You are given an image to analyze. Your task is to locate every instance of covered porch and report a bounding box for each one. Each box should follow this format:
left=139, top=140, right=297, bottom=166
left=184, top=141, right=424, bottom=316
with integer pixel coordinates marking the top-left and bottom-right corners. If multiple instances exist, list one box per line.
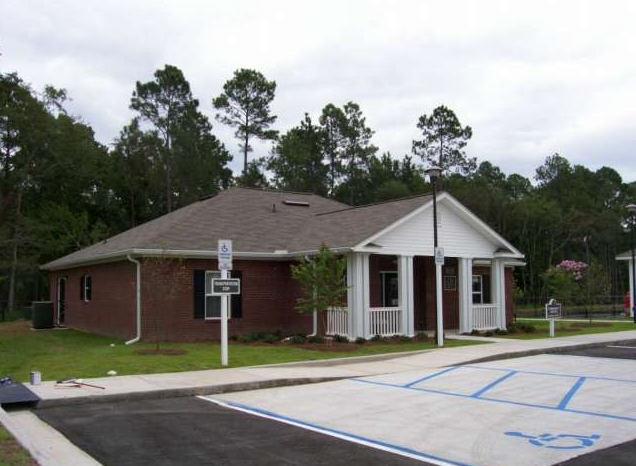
left=326, top=253, right=513, bottom=339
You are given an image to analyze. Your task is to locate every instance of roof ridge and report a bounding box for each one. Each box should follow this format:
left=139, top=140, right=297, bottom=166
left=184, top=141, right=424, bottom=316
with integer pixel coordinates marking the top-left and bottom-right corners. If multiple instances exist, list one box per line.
left=230, top=186, right=331, bottom=197
left=315, top=191, right=435, bottom=216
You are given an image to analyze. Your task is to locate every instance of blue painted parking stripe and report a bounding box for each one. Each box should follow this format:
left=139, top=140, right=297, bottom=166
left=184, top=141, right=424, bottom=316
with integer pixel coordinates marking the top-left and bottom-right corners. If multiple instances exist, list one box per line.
left=470, top=371, right=517, bottom=398
left=353, top=378, right=636, bottom=423
left=202, top=396, right=476, bottom=466
left=462, top=365, right=636, bottom=384
left=557, top=377, right=587, bottom=410
left=403, top=365, right=460, bottom=387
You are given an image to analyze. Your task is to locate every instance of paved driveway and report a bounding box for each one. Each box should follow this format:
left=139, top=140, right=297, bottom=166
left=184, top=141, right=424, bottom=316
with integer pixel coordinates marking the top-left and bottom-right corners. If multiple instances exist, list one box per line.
left=209, top=353, right=636, bottom=466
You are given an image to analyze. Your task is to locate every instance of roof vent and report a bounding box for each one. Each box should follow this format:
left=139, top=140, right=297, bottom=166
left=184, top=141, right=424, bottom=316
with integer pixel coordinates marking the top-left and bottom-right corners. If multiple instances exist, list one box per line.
left=283, top=199, right=310, bottom=207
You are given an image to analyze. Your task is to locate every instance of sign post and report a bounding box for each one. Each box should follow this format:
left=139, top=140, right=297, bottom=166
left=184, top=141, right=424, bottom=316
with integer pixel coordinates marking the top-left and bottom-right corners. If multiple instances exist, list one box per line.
left=218, top=239, right=232, bottom=366
left=545, top=299, right=562, bottom=338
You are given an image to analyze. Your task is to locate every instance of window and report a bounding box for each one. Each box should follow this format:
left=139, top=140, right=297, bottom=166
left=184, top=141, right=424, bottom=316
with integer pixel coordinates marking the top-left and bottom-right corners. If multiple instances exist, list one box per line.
left=80, top=275, right=92, bottom=302
left=205, top=271, right=230, bottom=320
left=380, top=272, right=398, bottom=307
left=472, top=275, right=491, bottom=304
left=194, top=270, right=242, bottom=320
left=472, top=275, right=483, bottom=304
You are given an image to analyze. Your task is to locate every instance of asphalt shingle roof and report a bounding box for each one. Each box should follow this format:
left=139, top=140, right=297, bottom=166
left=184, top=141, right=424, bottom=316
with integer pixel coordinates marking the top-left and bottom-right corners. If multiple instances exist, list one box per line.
left=42, top=187, right=435, bottom=269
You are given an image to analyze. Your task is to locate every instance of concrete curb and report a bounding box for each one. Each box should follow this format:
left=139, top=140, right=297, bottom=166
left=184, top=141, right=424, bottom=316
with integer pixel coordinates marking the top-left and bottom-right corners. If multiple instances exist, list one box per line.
left=34, top=376, right=345, bottom=409
left=252, top=348, right=438, bottom=368
left=456, top=339, right=636, bottom=365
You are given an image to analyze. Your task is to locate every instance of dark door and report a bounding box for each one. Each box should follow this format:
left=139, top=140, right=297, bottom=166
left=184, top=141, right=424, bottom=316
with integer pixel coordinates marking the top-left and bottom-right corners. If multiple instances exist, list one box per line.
left=58, top=278, right=66, bottom=325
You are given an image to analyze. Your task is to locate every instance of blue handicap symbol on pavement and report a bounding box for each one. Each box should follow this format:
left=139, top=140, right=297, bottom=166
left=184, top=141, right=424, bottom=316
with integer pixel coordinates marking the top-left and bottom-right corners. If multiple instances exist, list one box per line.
left=505, top=431, right=600, bottom=450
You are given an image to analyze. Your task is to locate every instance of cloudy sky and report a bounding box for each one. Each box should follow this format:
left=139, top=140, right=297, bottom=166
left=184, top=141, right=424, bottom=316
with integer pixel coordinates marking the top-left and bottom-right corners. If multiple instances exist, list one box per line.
left=2, top=0, right=635, bottom=182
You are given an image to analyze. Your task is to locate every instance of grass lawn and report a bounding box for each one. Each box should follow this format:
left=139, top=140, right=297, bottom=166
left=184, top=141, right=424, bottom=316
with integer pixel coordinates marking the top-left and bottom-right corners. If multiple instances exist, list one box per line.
left=0, top=425, right=36, bottom=466
left=499, top=319, right=636, bottom=340
left=0, top=321, right=485, bottom=382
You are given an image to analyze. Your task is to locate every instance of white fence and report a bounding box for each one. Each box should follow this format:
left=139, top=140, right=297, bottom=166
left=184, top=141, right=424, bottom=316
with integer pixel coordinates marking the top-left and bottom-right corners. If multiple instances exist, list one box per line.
left=368, top=307, right=402, bottom=336
left=473, top=304, right=498, bottom=330
left=326, top=307, right=348, bottom=336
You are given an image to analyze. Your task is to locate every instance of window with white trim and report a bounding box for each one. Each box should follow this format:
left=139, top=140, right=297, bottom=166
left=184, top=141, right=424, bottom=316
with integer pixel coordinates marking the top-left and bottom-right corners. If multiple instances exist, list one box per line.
left=80, top=275, right=92, bottom=302
left=380, top=271, right=398, bottom=307
left=472, top=275, right=483, bottom=304
left=204, top=271, right=231, bottom=320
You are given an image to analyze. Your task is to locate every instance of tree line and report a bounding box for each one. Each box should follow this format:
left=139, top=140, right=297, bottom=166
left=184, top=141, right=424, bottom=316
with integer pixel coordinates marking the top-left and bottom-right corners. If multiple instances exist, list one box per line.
left=1, top=64, right=635, bottom=315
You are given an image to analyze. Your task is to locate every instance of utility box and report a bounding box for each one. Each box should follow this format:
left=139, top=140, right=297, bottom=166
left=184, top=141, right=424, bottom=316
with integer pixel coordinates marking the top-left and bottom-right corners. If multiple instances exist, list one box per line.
left=32, top=301, right=54, bottom=329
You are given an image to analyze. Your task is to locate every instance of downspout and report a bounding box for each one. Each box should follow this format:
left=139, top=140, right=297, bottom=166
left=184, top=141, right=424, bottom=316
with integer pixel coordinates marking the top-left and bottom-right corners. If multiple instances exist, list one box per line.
left=125, top=255, right=141, bottom=345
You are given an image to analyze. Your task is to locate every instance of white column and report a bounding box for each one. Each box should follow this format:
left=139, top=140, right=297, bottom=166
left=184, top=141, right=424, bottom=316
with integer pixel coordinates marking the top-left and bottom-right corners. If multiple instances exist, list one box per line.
left=458, top=258, right=473, bottom=333
left=347, top=252, right=369, bottom=339
left=629, top=259, right=634, bottom=318
left=346, top=254, right=356, bottom=339
left=491, top=259, right=507, bottom=330
left=398, top=255, right=415, bottom=336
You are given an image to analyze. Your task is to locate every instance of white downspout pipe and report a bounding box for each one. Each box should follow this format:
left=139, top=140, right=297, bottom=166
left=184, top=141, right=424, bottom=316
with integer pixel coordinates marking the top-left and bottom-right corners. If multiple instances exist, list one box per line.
left=125, top=254, right=141, bottom=345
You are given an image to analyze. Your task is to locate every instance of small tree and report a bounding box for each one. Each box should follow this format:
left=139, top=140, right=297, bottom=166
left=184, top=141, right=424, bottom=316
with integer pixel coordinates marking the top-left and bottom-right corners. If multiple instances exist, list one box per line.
left=290, top=244, right=348, bottom=336
left=141, top=252, right=186, bottom=352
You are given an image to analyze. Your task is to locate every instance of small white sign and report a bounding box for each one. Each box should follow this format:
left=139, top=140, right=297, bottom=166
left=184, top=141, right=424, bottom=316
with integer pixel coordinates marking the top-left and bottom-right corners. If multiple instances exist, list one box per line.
left=434, top=246, right=445, bottom=265
left=218, top=239, right=233, bottom=270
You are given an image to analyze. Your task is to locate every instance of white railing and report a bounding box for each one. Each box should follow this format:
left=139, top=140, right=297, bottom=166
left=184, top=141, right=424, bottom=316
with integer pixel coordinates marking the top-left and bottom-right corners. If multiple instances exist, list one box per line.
left=368, top=307, right=402, bottom=336
left=326, top=307, right=348, bottom=336
left=473, top=304, right=498, bottom=330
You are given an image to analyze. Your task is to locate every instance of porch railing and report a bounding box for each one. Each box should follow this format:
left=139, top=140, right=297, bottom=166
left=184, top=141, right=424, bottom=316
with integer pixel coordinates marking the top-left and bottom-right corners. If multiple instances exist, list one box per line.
left=473, top=304, right=498, bottom=330
left=326, top=307, right=348, bottom=336
left=368, top=307, right=402, bottom=336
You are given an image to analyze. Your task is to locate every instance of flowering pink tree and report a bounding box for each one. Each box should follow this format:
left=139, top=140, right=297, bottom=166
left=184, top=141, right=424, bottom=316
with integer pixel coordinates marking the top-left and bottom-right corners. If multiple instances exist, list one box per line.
left=557, top=260, right=588, bottom=281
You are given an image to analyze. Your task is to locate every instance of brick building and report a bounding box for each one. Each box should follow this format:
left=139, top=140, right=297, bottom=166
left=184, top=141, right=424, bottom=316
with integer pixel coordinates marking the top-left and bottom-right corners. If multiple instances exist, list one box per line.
left=42, top=187, right=524, bottom=342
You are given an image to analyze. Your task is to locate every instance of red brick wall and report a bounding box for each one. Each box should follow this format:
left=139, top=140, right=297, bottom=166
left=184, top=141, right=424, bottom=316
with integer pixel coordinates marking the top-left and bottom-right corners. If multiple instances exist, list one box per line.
left=139, top=258, right=311, bottom=342
left=48, top=258, right=312, bottom=342
left=505, top=267, right=514, bottom=324
left=49, top=262, right=136, bottom=339
left=412, top=256, right=460, bottom=331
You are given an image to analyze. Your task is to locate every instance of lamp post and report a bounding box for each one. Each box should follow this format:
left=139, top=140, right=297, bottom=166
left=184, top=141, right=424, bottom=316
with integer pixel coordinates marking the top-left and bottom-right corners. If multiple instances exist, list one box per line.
left=628, top=204, right=636, bottom=324
left=425, top=166, right=444, bottom=347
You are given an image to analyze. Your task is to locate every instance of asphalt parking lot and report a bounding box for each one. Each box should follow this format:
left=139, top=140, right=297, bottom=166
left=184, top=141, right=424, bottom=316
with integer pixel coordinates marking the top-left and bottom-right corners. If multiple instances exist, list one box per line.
left=36, top=396, right=426, bottom=466
left=34, top=343, right=636, bottom=466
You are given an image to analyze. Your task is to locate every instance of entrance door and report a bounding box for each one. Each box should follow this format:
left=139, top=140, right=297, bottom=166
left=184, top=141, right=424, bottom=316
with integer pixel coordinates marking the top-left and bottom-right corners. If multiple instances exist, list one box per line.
left=58, top=278, right=66, bottom=325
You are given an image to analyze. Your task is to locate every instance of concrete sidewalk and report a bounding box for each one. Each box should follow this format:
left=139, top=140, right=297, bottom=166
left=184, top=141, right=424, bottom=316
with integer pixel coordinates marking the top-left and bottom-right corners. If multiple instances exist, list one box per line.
left=3, top=329, right=636, bottom=466
left=24, top=329, right=636, bottom=407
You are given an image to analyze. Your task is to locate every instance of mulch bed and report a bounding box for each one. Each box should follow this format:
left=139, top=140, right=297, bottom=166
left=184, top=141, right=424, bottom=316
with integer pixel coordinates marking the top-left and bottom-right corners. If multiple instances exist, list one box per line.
left=232, top=337, right=430, bottom=352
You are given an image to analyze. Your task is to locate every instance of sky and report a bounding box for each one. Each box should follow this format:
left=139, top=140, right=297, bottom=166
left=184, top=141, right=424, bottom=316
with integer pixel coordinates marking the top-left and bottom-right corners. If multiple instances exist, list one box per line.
left=2, top=0, right=635, bottom=182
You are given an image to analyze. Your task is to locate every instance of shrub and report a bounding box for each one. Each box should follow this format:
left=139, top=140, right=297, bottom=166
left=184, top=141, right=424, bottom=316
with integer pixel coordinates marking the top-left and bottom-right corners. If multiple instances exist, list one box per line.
left=261, top=333, right=280, bottom=343
left=237, top=334, right=256, bottom=343
left=484, top=330, right=494, bottom=337
left=307, top=335, right=325, bottom=344
left=519, top=322, right=536, bottom=333
left=414, top=332, right=429, bottom=341
left=332, top=334, right=349, bottom=343
left=494, top=328, right=508, bottom=336
left=355, top=337, right=366, bottom=344
left=290, top=334, right=307, bottom=344
left=370, top=334, right=384, bottom=342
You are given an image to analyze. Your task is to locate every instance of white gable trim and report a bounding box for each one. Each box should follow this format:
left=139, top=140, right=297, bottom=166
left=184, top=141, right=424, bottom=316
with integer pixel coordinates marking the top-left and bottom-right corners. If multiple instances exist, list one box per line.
left=441, top=192, right=524, bottom=257
left=353, top=192, right=524, bottom=258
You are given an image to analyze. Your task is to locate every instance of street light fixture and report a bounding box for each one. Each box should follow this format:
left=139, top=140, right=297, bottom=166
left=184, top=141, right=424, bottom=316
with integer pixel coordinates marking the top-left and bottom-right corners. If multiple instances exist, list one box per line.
left=425, top=166, right=444, bottom=347
left=628, top=204, right=636, bottom=324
